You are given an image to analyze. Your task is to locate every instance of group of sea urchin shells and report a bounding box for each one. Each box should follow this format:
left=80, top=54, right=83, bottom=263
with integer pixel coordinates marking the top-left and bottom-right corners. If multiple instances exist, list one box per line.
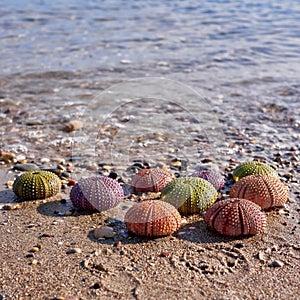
left=12, top=160, right=289, bottom=239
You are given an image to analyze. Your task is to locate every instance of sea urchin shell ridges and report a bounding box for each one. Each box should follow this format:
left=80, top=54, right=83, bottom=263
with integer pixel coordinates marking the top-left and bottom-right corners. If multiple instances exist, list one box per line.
left=232, top=161, right=278, bottom=182
left=124, top=200, right=181, bottom=237
left=161, top=177, right=218, bottom=215
left=229, top=174, right=288, bottom=210
left=191, top=170, right=225, bottom=191
left=204, top=198, right=267, bottom=237
left=13, top=170, right=61, bottom=200
left=70, top=176, right=124, bottom=211
left=131, top=168, right=173, bottom=193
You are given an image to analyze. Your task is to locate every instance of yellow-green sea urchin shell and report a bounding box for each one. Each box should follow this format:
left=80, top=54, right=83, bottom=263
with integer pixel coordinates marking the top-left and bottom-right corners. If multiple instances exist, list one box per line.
left=13, top=170, right=61, bottom=200
left=232, top=161, right=278, bottom=182
left=161, top=177, right=218, bottom=215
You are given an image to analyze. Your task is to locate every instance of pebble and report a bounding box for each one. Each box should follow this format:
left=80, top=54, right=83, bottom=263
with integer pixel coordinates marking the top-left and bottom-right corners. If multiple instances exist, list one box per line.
left=3, top=204, right=22, bottom=210
left=13, top=163, right=39, bottom=172
left=201, top=157, right=213, bottom=163
left=114, top=241, right=122, bottom=248
left=94, top=226, right=115, bottom=239
left=63, top=120, right=83, bottom=132
left=0, top=151, right=16, bottom=163
left=31, top=259, right=38, bottom=265
left=67, top=248, right=82, bottom=254
left=269, top=260, right=284, bottom=268
left=40, top=157, right=50, bottom=164
left=31, top=247, right=40, bottom=253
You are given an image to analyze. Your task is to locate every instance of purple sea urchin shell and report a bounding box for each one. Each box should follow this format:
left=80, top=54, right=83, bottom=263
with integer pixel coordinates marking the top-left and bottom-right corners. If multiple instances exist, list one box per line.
left=70, top=176, right=124, bottom=211
left=191, top=170, right=225, bottom=190
left=131, top=168, right=173, bottom=193
left=204, top=198, right=267, bottom=237
left=229, top=174, right=288, bottom=210
left=124, top=200, right=181, bottom=237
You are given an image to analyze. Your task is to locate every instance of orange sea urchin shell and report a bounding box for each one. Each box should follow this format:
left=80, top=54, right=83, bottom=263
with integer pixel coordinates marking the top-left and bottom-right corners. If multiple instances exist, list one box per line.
left=229, top=174, right=288, bottom=210
left=131, top=168, right=173, bottom=193
left=204, top=198, right=267, bottom=236
left=124, top=200, right=181, bottom=237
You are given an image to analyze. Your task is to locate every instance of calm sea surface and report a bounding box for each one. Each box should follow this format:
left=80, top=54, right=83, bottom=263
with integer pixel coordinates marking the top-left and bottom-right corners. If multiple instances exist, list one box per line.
left=1, top=0, right=300, bottom=168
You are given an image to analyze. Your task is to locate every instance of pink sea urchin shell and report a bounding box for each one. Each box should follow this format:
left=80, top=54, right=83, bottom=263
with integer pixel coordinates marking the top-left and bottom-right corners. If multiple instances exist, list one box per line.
left=70, top=176, right=124, bottom=211
left=204, top=198, right=267, bottom=237
left=124, top=200, right=181, bottom=237
left=229, top=174, right=288, bottom=210
left=191, top=170, right=225, bottom=190
left=131, top=168, right=173, bottom=193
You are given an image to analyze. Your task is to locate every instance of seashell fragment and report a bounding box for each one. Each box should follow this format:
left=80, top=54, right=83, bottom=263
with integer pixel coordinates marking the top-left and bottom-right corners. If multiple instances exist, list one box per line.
left=131, top=168, right=173, bottom=193
left=70, top=176, right=124, bottom=212
left=232, top=161, right=278, bottom=182
left=124, top=200, right=181, bottom=237
left=229, top=174, right=288, bottom=209
left=191, top=170, right=225, bottom=190
left=204, top=198, right=267, bottom=236
left=161, top=177, right=218, bottom=215
left=12, top=170, right=61, bottom=200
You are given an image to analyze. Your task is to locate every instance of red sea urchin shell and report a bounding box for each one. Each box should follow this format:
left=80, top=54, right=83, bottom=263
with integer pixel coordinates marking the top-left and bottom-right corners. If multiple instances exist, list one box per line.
left=204, top=198, right=267, bottom=237
left=229, top=174, right=288, bottom=210
left=124, top=200, right=181, bottom=237
left=70, top=176, right=124, bottom=211
left=191, top=170, right=225, bottom=191
left=131, top=168, right=173, bottom=193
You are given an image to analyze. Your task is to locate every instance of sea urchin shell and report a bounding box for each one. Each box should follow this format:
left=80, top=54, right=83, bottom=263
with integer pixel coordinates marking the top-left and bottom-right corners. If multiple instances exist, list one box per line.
left=131, top=168, right=173, bottom=193
left=204, top=198, right=267, bottom=236
left=124, top=200, right=181, bottom=237
left=232, top=161, right=278, bottom=182
left=161, top=177, right=218, bottom=215
left=70, top=176, right=124, bottom=211
left=191, top=170, right=225, bottom=190
left=229, top=174, right=288, bottom=209
left=13, top=170, right=61, bottom=200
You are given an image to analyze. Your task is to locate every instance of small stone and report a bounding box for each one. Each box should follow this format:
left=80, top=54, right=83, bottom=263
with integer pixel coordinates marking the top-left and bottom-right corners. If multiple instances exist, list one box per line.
left=90, top=282, right=101, bottom=289
left=269, top=260, right=284, bottom=268
left=94, top=226, right=115, bottom=239
left=114, top=241, right=122, bottom=248
left=257, top=251, right=266, bottom=261
left=31, top=259, right=38, bottom=265
left=234, top=243, right=245, bottom=249
left=63, top=120, right=83, bottom=132
left=67, top=179, right=76, bottom=186
left=201, top=157, right=213, bottom=163
left=3, top=204, right=22, bottom=210
left=13, top=163, right=39, bottom=172
left=67, top=248, right=82, bottom=254
left=40, top=157, right=50, bottom=164
left=0, top=151, right=15, bottom=163
left=160, top=251, right=170, bottom=257
left=31, top=246, right=40, bottom=253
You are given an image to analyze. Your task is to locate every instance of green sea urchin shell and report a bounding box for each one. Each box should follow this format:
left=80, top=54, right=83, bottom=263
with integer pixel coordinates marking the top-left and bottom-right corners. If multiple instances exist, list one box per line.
left=13, top=170, right=61, bottom=200
left=161, top=177, right=218, bottom=215
left=232, top=161, right=278, bottom=182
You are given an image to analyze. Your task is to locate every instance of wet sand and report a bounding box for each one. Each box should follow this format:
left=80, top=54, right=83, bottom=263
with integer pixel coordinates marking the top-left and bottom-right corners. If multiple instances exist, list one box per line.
left=1, top=72, right=300, bottom=300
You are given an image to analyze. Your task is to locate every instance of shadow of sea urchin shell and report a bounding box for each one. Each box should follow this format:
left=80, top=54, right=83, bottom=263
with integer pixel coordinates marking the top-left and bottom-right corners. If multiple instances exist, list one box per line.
left=161, top=177, right=218, bottom=215
left=124, top=200, right=181, bottom=237
left=191, top=170, right=225, bottom=191
left=131, top=168, right=174, bottom=193
left=229, top=174, right=288, bottom=210
left=204, top=198, right=267, bottom=237
left=232, top=161, right=278, bottom=182
left=70, top=176, right=124, bottom=212
left=13, top=170, right=61, bottom=200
